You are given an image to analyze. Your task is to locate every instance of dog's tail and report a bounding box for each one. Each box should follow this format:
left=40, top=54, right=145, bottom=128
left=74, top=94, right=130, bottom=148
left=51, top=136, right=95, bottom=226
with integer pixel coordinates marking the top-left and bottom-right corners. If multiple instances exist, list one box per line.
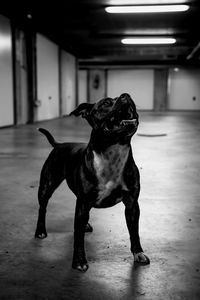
left=37, top=128, right=58, bottom=147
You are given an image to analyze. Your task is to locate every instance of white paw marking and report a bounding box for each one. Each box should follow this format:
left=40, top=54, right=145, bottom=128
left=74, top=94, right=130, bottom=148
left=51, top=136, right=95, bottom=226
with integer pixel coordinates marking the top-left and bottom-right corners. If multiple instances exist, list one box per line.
left=134, top=252, right=149, bottom=263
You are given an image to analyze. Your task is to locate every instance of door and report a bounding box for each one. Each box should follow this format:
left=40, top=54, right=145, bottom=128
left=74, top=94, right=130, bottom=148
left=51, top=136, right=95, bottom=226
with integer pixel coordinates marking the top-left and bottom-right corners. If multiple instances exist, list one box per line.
left=61, top=50, right=76, bottom=115
left=168, top=68, right=200, bottom=110
left=36, top=34, right=59, bottom=121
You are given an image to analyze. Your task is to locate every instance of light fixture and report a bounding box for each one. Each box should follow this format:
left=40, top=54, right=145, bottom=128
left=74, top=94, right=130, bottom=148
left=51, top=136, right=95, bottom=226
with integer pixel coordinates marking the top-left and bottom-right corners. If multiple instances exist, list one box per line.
left=105, top=5, right=189, bottom=13
left=121, top=38, right=176, bottom=44
left=108, top=0, right=188, bottom=4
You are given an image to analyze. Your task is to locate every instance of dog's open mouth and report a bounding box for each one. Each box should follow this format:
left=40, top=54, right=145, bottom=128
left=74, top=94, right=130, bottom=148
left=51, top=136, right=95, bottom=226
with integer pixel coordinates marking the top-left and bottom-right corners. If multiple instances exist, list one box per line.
left=104, top=117, right=138, bottom=132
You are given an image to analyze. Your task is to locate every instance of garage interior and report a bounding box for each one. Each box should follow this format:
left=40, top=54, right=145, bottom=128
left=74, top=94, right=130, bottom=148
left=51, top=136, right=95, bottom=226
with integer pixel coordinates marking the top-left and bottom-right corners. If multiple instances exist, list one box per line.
left=0, top=1, right=200, bottom=299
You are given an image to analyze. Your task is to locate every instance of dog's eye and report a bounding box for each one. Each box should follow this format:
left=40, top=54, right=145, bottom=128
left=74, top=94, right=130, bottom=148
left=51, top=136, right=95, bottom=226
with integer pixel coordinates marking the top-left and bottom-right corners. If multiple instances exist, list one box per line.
left=104, top=99, right=112, bottom=107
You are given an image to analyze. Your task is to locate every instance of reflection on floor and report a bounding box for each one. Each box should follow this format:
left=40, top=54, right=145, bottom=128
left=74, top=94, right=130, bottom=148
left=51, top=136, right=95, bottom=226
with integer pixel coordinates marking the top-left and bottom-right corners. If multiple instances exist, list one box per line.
left=0, top=112, right=200, bottom=300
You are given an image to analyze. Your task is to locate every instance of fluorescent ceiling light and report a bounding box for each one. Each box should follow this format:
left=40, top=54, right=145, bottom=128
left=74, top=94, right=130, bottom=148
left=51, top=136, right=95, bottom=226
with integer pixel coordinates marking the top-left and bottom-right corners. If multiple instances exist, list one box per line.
left=105, top=5, right=189, bottom=13
left=108, top=1, right=188, bottom=4
left=122, top=38, right=176, bottom=44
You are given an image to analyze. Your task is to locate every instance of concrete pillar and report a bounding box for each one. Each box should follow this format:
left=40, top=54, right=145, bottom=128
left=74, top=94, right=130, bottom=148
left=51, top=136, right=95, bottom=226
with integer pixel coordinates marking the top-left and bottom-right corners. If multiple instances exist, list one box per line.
left=154, top=69, right=168, bottom=111
left=88, top=69, right=106, bottom=103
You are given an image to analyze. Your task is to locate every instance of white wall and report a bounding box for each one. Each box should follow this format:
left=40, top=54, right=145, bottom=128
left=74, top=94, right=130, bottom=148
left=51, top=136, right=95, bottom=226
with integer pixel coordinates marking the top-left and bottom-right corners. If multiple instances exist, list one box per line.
left=61, top=51, right=76, bottom=115
left=168, top=68, right=200, bottom=110
left=78, top=70, right=87, bottom=104
left=36, top=34, right=59, bottom=121
left=0, top=15, right=14, bottom=126
left=107, top=69, right=154, bottom=110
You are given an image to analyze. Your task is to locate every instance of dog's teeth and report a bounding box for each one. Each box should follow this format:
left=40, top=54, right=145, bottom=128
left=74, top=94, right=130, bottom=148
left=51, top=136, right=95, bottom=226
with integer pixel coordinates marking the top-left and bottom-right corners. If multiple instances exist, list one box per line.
left=121, top=119, right=137, bottom=125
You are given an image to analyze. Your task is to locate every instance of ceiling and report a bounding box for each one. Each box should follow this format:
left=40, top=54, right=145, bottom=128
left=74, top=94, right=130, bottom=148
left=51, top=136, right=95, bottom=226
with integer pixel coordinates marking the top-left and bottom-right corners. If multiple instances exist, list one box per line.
left=2, top=0, right=200, bottom=66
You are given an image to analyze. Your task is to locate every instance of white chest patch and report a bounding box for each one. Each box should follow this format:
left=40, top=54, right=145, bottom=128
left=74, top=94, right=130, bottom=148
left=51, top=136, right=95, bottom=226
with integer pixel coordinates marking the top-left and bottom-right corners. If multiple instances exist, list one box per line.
left=93, top=144, right=129, bottom=203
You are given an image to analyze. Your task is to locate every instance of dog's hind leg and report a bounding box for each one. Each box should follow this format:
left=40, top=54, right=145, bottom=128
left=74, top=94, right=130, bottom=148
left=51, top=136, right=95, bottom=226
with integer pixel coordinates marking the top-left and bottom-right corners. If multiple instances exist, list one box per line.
left=35, top=161, right=64, bottom=239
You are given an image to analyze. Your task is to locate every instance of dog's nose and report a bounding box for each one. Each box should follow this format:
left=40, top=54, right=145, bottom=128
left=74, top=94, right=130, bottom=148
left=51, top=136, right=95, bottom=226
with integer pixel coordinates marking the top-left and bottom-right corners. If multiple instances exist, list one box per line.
left=120, top=93, right=131, bottom=102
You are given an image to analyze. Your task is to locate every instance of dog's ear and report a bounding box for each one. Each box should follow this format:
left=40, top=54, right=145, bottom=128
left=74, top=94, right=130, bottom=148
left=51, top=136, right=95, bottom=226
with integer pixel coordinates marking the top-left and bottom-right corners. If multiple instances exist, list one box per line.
left=69, top=103, right=94, bottom=118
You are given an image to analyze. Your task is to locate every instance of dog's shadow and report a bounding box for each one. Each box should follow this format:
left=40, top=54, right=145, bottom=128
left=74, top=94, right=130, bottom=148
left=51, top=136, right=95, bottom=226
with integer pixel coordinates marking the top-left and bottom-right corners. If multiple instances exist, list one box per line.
left=27, top=226, right=149, bottom=300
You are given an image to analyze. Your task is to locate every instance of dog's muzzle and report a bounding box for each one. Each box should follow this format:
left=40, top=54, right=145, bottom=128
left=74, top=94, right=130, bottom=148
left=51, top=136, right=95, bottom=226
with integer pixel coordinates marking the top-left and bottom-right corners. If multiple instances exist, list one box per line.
left=103, top=112, right=138, bottom=133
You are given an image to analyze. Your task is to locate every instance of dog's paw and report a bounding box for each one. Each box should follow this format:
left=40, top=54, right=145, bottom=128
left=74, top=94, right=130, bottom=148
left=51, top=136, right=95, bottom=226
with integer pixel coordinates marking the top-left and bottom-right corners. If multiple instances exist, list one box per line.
left=72, top=250, right=89, bottom=272
left=134, top=252, right=150, bottom=264
left=85, top=223, right=93, bottom=232
left=35, top=224, right=47, bottom=239
left=35, top=232, right=47, bottom=239
left=72, top=261, right=89, bottom=272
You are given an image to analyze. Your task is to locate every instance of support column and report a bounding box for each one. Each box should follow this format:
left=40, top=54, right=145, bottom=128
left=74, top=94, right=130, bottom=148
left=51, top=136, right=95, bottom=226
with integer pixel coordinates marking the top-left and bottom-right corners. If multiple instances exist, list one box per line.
left=154, top=69, right=168, bottom=111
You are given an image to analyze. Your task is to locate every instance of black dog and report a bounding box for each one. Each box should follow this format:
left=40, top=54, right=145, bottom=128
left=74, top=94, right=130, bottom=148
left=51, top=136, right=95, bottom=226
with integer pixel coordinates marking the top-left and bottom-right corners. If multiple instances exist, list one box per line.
left=35, top=93, right=150, bottom=272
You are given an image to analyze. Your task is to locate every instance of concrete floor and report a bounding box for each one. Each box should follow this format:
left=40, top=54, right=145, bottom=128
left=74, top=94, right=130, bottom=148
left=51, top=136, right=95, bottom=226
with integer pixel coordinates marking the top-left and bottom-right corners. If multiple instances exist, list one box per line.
left=0, top=112, right=200, bottom=300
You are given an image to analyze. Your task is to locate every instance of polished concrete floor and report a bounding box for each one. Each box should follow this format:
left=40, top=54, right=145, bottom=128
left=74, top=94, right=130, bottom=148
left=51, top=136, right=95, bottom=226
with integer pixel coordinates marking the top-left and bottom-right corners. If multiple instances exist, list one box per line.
left=0, top=112, right=200, bottom=300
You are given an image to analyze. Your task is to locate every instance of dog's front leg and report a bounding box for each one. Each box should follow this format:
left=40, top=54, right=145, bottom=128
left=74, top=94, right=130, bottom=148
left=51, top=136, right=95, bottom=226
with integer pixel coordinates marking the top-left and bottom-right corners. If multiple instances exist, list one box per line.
left=72, top=199, right=90, bottom=272
left=123, top=198, right=150, bottom=264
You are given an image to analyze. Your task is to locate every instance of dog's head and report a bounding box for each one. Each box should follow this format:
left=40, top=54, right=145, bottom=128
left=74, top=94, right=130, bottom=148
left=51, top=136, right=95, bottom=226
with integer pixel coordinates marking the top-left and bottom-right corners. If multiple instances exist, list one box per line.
left=70, top=93, right=139, bottom=139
